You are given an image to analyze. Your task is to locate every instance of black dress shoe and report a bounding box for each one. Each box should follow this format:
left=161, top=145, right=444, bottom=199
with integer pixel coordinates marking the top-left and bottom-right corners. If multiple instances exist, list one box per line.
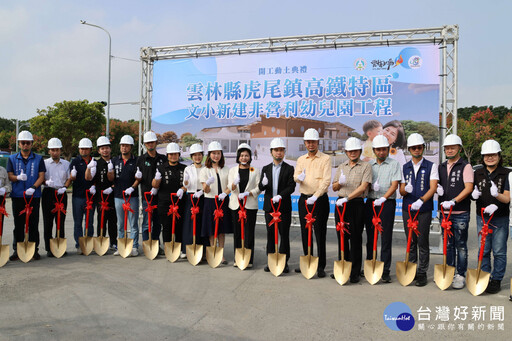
left=283, top=265, right=289, bottom=273
left=415, top=273, right=427, bottom=287
left=350, top=276, right=360, bottom=283
left=295, top=267, right=301, bottom=273
left=9, top=253, right=19, bottom=261
left=317, top=269, right=326, bottom=278
left=382, top=273, right=391, bottom=283
left=330, top=273, right=335, bottom=279
left=47, top=251, right=54, bottom=258
left=33, top=252, right=41, bottom=261
left=264, top=265, right=270, bottom=272
left=360, top=269, right=364, bottom=277
left=485, top=279, right=501, bottom=294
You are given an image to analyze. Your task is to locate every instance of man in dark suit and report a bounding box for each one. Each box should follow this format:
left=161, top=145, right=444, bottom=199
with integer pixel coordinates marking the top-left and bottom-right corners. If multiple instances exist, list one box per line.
left=259, top=138, right=296, bottom=273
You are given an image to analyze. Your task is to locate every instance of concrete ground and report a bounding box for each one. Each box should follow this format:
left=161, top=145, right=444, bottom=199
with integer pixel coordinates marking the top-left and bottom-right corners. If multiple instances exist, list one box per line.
left=0, top=195, right=511, bottom=340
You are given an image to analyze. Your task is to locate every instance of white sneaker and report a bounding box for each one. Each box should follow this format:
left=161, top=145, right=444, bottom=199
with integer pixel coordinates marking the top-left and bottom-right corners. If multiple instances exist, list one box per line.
left=113, top=250, right=120, bottom=256
left=109, top=245, right=117, bottom=252
left=179, top=252, right=186, bottom=259
left=77, top=248, right=83, bottom=255
left=131, top=248, right=139, bottom=257
left=452, top=274, right=465, bottom=289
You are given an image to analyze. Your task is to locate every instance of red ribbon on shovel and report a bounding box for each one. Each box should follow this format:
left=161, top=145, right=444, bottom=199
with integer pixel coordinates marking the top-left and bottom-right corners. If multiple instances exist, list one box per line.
left=20, top=192, right=34, bottom=235
left=144, top=192, right=157, bottom=236
left=372, top=201, right=384, bottom=234
left=407, top=204, right=420, bottom=237
left=305, top=201, right=316, bottom=248
left=51, top=190, right=67, bottom=235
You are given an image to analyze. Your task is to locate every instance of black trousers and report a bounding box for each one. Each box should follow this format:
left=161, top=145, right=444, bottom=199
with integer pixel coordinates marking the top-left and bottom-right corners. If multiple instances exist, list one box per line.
left=96, top=198, right=117, bottom=246
left=334, top=198, right=365, bottom=278
left=364, top=198, right=396, bottom=274
left=159, top=201, right=185, bottom=244
left=232, top=208, right=257, bottom=265
left=42, top=188, right=67, bottom=252
left=298, top=193, right=329, bottom=271
left=402, top=209, right=432, bottom=274
left=12, top=197, right=41, bottom=252
left=265, top=208, right=291, bottom=262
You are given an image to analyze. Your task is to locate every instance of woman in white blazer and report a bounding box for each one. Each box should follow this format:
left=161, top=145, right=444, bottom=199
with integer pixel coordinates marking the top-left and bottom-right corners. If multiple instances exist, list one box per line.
left=228, top=143, right=261, bottom=267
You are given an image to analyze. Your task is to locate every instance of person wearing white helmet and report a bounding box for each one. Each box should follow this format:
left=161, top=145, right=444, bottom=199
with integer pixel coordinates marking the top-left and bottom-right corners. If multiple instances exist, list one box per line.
left=228, top=143, right=261, bottom=268
left=42, top=137, right=71, bottom=257
left=472, top=139, right=510, bottom=294
left=398, top=133, right=439, bottom=286
left=259, top=138, right=295, bottom=273
left=293, top=128, right=331, bottom=278
left=437, top=133, right=473, bottom=289
left=111, top=135, right=141, bottom=257
left=68, top=138, right=96, bottom=254
left=7, top=130, right=46, bottom=261
left=85, top=136, right=117, bottom=252
left=363, top=134, right=402, bottom=283
left=330, top=137, right=372, bottom=283
left=199, top=141, right=233, bottom=265
left=137, top=131, right=166, bottom=252
left=152, top=142, right=187, bottom=258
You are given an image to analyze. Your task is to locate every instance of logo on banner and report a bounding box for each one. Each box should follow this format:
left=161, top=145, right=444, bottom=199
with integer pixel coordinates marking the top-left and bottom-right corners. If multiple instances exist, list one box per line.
left=408, top=55, right=422, bottom=69
left=354, top=58, right=366, bottom=71
left=383, top=302, right=415, bottom=331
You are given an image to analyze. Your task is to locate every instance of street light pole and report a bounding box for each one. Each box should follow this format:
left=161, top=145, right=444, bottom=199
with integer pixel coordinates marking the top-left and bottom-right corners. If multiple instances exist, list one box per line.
left=80, top=20, right=111, bottom=138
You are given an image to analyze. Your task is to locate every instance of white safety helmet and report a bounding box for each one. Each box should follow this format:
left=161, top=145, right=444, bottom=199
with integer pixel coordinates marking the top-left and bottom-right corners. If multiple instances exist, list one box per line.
left=407, top=133, right=425, bottom=148
left=303, top=128, right=320, bottom=141
left=344, top=137, right=362, bottom=151
left=270, top=138, right=286, bottom=149
left=18, top=130, right=33, bottom=141
left=120, top=135, right=134, bottom=145
left=372, top=135, right=390, bottom=148
left=143, top=131, right=157, bottom=143
left=207, top=141, right=222, bottom=152
left=481, top=139, right=501, bottom=155
left=443, top=134, right=462, bottom=147
left=237, top=143, right=252, bottom=151
left=166, top=143, right=181, bottom=154
left=97, top=136, right=111, bottom=147
left=47, top=137, right=62, bottom=149
left=78, top=138, right=93, bottom=149
left=189, top=143, right=203, bottom=155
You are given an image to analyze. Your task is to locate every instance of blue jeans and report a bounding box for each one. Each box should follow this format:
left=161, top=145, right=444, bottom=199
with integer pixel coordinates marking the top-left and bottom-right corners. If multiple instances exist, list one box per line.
left=141, top=199, right=161, bottom=242
left=115, top=197, right=140, bottom=248
left=443, top=211, right=469, bottom=277
left=476, top=215, right=509, bottom=281
left=72, top=196, right=95, bottom=248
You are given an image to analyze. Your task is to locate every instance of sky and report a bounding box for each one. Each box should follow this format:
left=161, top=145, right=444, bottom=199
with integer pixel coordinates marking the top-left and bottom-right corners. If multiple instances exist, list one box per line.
left=1, top=0, right=511, bottom=122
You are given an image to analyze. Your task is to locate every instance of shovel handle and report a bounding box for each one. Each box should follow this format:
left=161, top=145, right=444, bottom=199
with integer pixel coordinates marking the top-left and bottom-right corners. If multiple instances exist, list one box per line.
left=443, top=223, right=448, bottom=256
left=274, top=220, right=279, bottom=245
left=405, top=225, right=413, bottom=253
left=144, top=192, right=153, bottom=234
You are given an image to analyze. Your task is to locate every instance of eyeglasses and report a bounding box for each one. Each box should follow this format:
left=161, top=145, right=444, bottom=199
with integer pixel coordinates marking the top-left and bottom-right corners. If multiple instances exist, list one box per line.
left=410, top=145, right=423, bottom=151
left=20, top=141, right=32, bottom=145
left=483, top=154, right=498, bottom=158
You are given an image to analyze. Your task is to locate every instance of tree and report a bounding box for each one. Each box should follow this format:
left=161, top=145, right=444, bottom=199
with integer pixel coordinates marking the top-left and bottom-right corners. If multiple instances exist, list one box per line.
left=180, top=132, right=192, bottom=141
left=0, top=118, right=16, bottom=132
left=181, top=134, right=202, bottom=147
left=161, top=131, right=178, bottom=143
left=29, top=100, right=106, bottom=159
left=458, top=108, right=499, bottom=164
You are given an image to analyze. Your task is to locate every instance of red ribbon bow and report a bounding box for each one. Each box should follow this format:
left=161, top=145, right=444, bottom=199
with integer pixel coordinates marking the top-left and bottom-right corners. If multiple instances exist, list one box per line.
left=191, top=205, right=200, bottom=219
left=440, top=206, right=453, bottom=237
left=20, top=204, right=33, bottom=217
left=305, top=202, right=316, bottom=231
left=122, top=192, right=134, bottom=214
left=336, top=221, right=350, bottom=234
left=167, top=204, right=180, bottom=218
left=270, top=211, right=282, bottom=225
left=214, top=207, right=224, bottom=220
left=51, top=202, right=66, bottom=215
left=372, top=202, right=384, bottom=234
left=0, top=197, right=9, bottom=217
left=100, top=192, right=110, bottom=212
left=407, top=205, right=420, bottom=236
left=238, top=197, right=247, bottom=223
left=479, top=208, right=494, bottom=239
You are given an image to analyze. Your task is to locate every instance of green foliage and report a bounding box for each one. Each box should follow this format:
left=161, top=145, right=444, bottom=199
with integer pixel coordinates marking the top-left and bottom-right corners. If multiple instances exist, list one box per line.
left=400, top=120, right=438, bottom=148
left=181, top=134, right=202, bottom=147
left=108, top=119, right=139, bottom=157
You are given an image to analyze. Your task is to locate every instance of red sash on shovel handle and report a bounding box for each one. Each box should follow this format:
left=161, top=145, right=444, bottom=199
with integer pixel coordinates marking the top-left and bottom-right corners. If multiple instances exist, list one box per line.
left=99, top=191, right=110, bottom=237
left=213, top=196, right=224, bottom=239
left=0, top=196, right=9, bottom=237
left=122, top=192, right=134, bottom=236
left=144, top=192, right=157, bottom=236
left=270, top=199, right=282, bottom=245
left=237, top=197, right=248, bottom=245
left=304, top=201, right=316, bottom=248
left=440, top=206, right=453, bottom=256
left=406, top=204, right=420, bottom=253
left=190, top=194, right=200, bottom=238
left=85, top=189, right=94, bottom=235
left=51, top=190, right=67, bottom=236
left=478, top=208, right=494, bottom=262
left=20, top=192, right=34, bottom=235
left=371, top=202, right=384, bottom=252
left=335, top=203, right=349, bottom=254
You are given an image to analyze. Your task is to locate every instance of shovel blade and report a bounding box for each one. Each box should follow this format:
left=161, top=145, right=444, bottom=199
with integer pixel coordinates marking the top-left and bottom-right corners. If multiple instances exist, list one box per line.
left=364, top=259, right=384, bottom=285
left=50, top=238, right=67, bottom=258
left=467, top=268, right=490, bottom=296
left=235, top=248, right=252, bottom=270
left=186, top=244, right=203, bottom=266
left=268, top=253, right=286, bottom=277
left=93, top=236, right=110, bottom=256
left=433, top=264, right=456, bottom=290
left=206, top=246, right=223, bottom=268
left=396, top=261, right=417, bottom=287
left=299, top=255, right=319, bottom=279
left=143, top=240, right=159, bottom=260
left=117, top=238, right=134, bottom=258
left=79, top=236, right=94, bottom=256
left=0, top=244, right=9, bottom=267
left=17, top=241, right=35, bottom=263
left=333, top=260, right=352, bottom=286
left=164, top=241, right=181, bottom=263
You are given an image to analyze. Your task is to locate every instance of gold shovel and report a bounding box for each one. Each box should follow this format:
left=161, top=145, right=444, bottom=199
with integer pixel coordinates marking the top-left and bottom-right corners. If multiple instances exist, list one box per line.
left=364, top=202, right=384, bottom=285
left=94, top=192, right=110, bottom=256
left=0, top=196, right=10, bottom=267
left=117, top=192, right=134, bottom=258
left=235, top=197, right=251, bottom=270
left=300, top=201, right=318, bottom=279
left=206, top=196, right=224, bottom=268
left=267, top=200, right=286, bottom=277
left=396, top=205, right=419, bottom=286
left=434, top=207, right=455, bottom=290
left=49, top=191, right=67, bottom=258
left=17, top=193, right=36, bottom=263
left=333, top=204, right=351, bottom=285
left=79, top=189, right=94, bottom=256
left=467, top=208, right=493, bottom=296
left=165, top=193, right=181, bottom=262
left=142, top=192, right=159, bottom=260
left=186, top=194, right=203, bottom=266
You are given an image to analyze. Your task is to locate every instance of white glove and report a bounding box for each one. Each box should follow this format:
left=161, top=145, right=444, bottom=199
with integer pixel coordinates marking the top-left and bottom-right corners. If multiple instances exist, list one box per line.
left=405, top=179, right=413, bottom=193
left=25, top=187, right=35, bottom=196
left=17, top=170, right=27, bottom=181
left=124, top=187, right=134, bottom=196
left=0, top=188, right=5, bottom=196
left=150, top=187, right=158, bottom=196
left=272, top=195, right=282, bottom=203
left=193, top=190, right=203, bottom=198
left=297, top=169, right=306, bottom=182
left=411, top=199, right=423, bottom=211
left=436, top=184, right=444, bottom=196
left=441, top=200, right=455, bottom=210
left=233, top=173, right=240, bottom=186
left=490, top=181, right=499, bottom=197
left=107, top=160, right=114, bottom=172
left=374, top=197, right=387, bottom=206
left=336, top=197, right=348, bottom=207
left=338, top=170, right=346, bottom=185
left=87, top=158, right=97, bottom=169
left=154, top=169, right=162, bottom=180
left=472, top=186, right=482, bottom=200
left=218, top=192, right=227, bottom=201
left=89, top=185, right=96, bottom=196
left=306, top=195, right=317, bottom=205
left=57, top=187, right=67, bottom=195
left=70, top=166, right=77, bottom=178
left=176, top=188, right=184, bottom=199
left=90, top=167, right=97, bottom=179
left=238, top=191, right=249, bottom=201
left=261, top=173, right=268, bottom=186
left=45, top=177, right=54, bottom=187
left=373, top=180, right=380, bottom=192
left=103, top=187, right=113, bottom=195
left=483, top=204, right=498, bottom=215
left=205, top=175, right=215, bottom=186
left=135, top=167, right=142, bottom=179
